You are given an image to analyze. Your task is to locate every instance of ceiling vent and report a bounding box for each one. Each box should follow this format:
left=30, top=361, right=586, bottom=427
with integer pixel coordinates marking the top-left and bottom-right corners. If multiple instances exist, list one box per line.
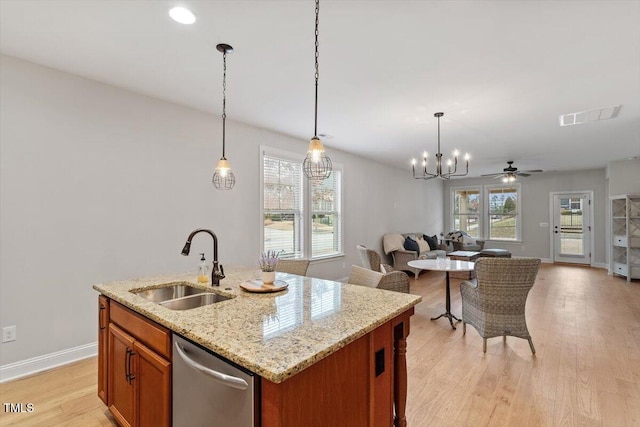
left=559, top=105, right=622, bottom=126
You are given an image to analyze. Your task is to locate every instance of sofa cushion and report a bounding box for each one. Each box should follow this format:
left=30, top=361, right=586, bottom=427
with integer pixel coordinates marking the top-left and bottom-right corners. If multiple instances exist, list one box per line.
left=403, top=236, right=420, bottom=255
left=417, top=238, right=429, bottom=253
left=423, top=234, right=439, bottom=250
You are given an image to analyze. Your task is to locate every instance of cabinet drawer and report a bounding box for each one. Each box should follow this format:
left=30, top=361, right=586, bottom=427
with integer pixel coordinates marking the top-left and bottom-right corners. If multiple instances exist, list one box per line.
left=613, top=235, right=628, bottom=247
left=110, top=301, right=171, bottom=359
left=613, top=263, right=628, bottom=275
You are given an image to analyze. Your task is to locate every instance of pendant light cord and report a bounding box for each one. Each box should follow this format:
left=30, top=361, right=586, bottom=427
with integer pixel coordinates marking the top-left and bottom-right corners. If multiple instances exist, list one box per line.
left=314, top=0, right=319, bottom=137
left=222, top=49, right=227, bottom=159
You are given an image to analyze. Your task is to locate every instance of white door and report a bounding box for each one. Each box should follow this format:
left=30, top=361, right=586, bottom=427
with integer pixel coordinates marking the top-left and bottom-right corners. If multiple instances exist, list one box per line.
left=552, top=193, right=591, bottom=264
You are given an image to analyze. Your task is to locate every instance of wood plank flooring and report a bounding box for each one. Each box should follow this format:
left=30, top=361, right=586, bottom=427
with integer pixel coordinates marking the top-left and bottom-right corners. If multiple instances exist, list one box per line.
left=1, top=264, right=638, bottom=426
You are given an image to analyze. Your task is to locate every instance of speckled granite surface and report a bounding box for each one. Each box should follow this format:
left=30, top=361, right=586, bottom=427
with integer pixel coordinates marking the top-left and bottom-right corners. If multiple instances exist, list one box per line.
left=93, top=267, right=421, bottom=383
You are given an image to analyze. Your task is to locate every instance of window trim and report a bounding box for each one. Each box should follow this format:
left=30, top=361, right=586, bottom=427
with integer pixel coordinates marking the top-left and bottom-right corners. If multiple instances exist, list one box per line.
left=484, top=183, right=522, bottom=242
left=450, top=185, right=483, bottom=239
left=260, top=145, right=344, bottom=261
left=450, top=183, right=522, bottom=242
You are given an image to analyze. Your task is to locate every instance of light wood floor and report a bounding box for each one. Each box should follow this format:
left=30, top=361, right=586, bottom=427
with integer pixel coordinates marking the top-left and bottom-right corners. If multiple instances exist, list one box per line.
left=1, top=264, right=638, bottom=426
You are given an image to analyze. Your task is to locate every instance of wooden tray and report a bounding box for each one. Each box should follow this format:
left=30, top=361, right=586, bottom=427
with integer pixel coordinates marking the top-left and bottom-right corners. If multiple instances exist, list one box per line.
left=240, top=279, right=289, bottom=293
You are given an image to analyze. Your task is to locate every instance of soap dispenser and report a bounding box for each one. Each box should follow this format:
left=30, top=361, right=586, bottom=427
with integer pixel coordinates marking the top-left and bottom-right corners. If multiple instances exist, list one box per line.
left=197, top=253, right=210, bottom=284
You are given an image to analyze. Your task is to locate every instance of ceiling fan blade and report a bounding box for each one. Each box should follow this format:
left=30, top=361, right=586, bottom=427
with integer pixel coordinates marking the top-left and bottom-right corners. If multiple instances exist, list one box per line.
left=481, top=172, right=506, bottom=177
left=519, top=169, right=543, bottom=173
left=516, top=172, right=531, bottom=177
left=492, top=175, right=505, bottom=179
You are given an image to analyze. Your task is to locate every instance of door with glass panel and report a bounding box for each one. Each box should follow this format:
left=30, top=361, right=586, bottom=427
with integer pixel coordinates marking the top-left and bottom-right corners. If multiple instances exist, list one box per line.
left=552, top=193, right=591, bottom=264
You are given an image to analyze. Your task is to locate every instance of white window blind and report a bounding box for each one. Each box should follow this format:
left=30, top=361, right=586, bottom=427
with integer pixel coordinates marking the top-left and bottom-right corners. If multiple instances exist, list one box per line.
left=311, top=170, right=341, bottom=258
left=263, top=154, right=303, bottom=258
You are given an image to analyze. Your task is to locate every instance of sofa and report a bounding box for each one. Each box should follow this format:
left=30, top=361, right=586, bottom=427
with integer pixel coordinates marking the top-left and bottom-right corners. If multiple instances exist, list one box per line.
left=383, top=232, right=446, bottom=279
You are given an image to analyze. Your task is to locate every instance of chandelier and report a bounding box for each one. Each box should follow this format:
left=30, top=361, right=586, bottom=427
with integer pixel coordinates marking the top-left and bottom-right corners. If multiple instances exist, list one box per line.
left=212, top=43, right=236, bottom=190
left=302, top=0, right=332, bottom=180
left=412, top=112, right=469, bottom=180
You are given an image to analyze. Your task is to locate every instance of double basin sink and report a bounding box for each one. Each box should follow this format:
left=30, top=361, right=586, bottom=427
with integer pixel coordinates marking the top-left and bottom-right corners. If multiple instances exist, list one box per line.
left=132, top=283, right=232, bottom=310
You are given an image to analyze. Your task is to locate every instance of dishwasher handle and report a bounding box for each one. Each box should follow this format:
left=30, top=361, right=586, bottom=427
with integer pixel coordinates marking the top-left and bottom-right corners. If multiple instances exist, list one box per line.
left=174, top=342, right=249, bottom=390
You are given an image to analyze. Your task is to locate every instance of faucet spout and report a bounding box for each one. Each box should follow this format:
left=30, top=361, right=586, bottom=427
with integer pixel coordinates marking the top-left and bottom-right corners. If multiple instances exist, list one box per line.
left=181, top=228, right=225, bottom=286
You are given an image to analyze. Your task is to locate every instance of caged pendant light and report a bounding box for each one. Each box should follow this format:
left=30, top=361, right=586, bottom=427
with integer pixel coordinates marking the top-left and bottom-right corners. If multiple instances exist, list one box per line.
left=212, top=43, right=236, bottom=190
left=302, top=0, right=332, bottom=180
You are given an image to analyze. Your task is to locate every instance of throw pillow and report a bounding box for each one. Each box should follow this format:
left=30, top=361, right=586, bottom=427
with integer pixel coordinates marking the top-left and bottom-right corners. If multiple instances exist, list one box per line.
left=463, top=235, right=476, bottom=245
left=423, top=234, right=439, bottom=250
left=403, top=236, right=420, bottom=255
left=447, top=231, right=464, bottom=242
left=417, top=239, right=429, bottom=253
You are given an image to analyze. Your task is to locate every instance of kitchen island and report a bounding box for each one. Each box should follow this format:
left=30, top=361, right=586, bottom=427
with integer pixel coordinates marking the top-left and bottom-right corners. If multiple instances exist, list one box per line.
left=94, top=267, right=421, bottom=426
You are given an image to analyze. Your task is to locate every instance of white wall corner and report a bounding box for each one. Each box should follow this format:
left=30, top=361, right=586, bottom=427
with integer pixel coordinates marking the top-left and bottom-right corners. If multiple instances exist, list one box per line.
left=0, top=342, right=97, bottom=383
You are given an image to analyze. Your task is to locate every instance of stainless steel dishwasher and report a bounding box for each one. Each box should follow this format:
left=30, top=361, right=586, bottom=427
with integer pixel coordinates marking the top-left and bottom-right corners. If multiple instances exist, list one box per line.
left=173, top=334, right=258, bottom=427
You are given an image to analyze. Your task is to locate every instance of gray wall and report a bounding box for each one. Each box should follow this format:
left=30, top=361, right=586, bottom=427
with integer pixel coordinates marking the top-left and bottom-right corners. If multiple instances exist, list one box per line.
left=443, top=169, right=607, bottom=264
left=608, top=158, right=640, bottom=196
left=0, top=55, right=442, bottom=365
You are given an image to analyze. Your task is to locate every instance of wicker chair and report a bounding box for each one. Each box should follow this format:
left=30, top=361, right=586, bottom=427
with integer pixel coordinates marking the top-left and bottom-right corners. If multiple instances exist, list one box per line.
left=275, top=259, right=310, bottom=276
left=356, top=245, right=394, bottom=273
left=348, top=265, right=410, bottom=294
left=460, top=257, right=541, bottom=353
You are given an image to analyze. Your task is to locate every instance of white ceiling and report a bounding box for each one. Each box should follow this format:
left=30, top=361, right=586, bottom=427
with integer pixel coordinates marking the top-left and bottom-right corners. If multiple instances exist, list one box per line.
left=1, top=0, right=639, bottom=177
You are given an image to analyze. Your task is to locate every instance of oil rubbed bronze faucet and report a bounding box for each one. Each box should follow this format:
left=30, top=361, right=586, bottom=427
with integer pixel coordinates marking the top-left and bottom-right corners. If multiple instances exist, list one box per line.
left=181, top=229, right=225, bottom=286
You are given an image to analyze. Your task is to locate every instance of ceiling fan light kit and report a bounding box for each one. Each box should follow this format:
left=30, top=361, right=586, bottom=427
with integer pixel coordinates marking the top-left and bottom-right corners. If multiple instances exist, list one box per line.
left=412, top=112, right=470, bottom=180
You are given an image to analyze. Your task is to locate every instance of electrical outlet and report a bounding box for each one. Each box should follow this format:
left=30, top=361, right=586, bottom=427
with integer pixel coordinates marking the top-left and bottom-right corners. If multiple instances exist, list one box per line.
left=3, top=326, right=16, bottom=343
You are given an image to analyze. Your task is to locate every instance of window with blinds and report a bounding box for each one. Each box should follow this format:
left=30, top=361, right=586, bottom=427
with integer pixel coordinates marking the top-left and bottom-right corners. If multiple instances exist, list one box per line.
left=263, top=155, right=303, bottom=258
left=262, top=147, right=343, bottom=260
left=311, top=171, right=341, bottom=257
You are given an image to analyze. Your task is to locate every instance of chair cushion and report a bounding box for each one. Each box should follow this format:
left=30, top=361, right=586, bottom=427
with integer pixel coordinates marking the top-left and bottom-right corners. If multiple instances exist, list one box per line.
left=383, top=233, right=405, bottom=254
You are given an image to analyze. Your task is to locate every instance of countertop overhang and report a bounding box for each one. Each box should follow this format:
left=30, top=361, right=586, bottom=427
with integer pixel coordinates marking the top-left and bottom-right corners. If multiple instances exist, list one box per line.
left=93, top=267, right=421, bottom=383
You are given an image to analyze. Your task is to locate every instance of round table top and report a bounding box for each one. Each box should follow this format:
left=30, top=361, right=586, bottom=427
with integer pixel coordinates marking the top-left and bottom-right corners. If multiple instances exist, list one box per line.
left=408, top=258, right=475, bottom=272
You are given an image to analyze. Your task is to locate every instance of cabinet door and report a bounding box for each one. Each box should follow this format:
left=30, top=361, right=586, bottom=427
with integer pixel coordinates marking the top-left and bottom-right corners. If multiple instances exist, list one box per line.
left=108, top=323, right=136, bottom=427
left=98, top=296, right=109, bottom=404
left=134, top=340, right=171, bottom=427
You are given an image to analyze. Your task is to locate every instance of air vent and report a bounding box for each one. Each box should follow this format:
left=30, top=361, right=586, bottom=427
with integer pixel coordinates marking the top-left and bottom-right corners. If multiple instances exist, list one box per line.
left=559, top=105, right=622, bottom=126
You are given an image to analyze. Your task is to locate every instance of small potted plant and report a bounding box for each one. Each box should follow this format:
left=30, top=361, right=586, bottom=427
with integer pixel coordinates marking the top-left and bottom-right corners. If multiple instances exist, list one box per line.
left=257, top=250, right=279, bottom=284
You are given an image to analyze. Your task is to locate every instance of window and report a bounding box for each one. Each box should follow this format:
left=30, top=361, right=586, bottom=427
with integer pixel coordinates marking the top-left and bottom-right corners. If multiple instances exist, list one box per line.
left=452, top=188, right=481, bottom=238
left=486, top=184, right=520, bottom=241
left=451, top=184, right=521, bottom=241
left=262, top=147, right=343, bottom=260
left=311, top=173, right=341, bottom=257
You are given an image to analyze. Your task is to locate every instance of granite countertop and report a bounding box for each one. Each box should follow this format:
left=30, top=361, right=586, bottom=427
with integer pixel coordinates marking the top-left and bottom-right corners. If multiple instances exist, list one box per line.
left=93, top=267, right=421, bottom=383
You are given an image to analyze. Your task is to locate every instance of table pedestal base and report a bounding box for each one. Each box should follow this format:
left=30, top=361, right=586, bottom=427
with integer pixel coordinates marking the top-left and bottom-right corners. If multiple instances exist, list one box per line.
left=430, top=271, right=461, bottom=330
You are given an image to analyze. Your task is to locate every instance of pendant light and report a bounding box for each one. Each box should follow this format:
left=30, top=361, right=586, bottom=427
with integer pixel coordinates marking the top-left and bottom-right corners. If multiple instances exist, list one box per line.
left=212, top=43, right=236, bottom=190
left=412, top=112, right=470, bottom=180
left=303, top=0, right=332, bottom=180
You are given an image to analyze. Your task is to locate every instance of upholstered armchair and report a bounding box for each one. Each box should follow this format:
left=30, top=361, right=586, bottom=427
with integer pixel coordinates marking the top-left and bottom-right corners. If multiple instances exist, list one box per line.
left=276, top=259, right=310, bottom=276
left=446, top=230, right=485, bottom=252
left=460, top=257, right=541, bottom=353
left=348, top=265, right=410, bottom=294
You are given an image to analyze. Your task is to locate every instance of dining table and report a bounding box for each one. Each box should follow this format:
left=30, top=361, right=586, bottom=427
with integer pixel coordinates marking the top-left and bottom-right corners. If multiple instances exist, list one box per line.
left=408, top=258, right=475, bottom=329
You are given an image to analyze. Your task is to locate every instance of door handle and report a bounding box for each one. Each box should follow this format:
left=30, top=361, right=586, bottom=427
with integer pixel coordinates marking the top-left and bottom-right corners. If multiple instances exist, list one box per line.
left=174, top=342, right=248, bottom=390
left=127, top=348, right=136, bottom=383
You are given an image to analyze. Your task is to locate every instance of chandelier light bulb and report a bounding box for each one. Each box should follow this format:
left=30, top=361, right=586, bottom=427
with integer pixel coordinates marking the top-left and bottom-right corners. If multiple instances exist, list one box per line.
left=411, top=158, right=416, bottom=165
left=465, top=153, right=470, bottom=161
left=453, top=149, right=459, bottom=157
left=423, top=151, right=428, bottom=158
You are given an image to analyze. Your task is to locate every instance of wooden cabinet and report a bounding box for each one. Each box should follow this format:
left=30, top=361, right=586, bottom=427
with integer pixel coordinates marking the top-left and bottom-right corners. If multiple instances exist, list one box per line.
left=98, top=295, right=109, bottom=404
left=261, top=308, right=413, bottom=427
left=611, top=195, right=640, bottom=281
left=99, top=298, right=171, bottom=427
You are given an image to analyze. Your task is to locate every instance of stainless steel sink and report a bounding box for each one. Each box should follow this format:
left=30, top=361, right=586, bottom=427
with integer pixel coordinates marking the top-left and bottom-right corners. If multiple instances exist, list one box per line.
left=159, top=293, right=232, bottom=310
left=132, top=283, right=206, bottom=303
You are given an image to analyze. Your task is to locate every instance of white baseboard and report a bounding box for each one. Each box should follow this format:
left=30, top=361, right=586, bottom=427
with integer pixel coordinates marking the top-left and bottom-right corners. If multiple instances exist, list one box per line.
left=593, top=262, right=607, bottom=269
left=541, top=258, right=553, bottom=263
left=0, top=342, right=98, bottom=383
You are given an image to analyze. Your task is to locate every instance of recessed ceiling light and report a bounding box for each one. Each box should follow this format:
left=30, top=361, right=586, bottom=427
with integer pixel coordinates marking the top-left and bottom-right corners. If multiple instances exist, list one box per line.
left=169, top=7, right=196, bottom=25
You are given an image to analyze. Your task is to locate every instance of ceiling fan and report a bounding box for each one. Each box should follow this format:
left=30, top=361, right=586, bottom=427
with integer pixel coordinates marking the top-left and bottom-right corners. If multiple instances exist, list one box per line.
left=481, top=161, right=543, bottom=182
